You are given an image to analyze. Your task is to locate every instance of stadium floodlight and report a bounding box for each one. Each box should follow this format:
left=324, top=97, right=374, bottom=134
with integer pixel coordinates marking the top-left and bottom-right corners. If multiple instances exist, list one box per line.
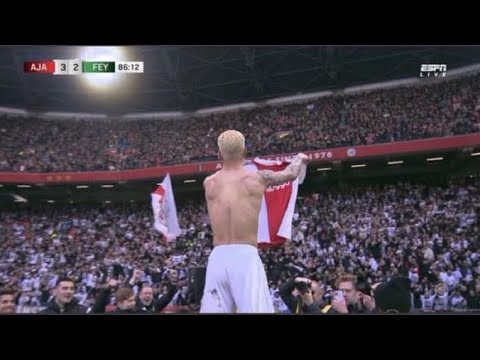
left=101, top=185, right=114, bottom=188
left=388, top=160, right=404, bottom=165
left=17, top=185, right=31, bottom=188
left=316, top=167, right=332, bottom=171
left=471, top=152, right=480, bottom=157
left=184, top=180, right=196, bottom=183
left=76, top=185, right=89, bottom=189
left=426, top=157, right=443, bottom=162
left=47, top=200, right=55, bottom=203
left=351, top=164, right=367, bottom=168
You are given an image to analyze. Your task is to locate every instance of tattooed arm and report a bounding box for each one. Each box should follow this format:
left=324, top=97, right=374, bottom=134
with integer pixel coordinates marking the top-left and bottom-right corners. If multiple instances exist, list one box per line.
left=257, top=153, right=310, bottom=187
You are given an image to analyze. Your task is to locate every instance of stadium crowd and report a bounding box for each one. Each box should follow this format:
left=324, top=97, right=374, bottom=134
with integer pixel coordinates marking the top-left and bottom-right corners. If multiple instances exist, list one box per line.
left=1, top=74, right=480, bottom=173
left=1, top=177, right=479, bottom=313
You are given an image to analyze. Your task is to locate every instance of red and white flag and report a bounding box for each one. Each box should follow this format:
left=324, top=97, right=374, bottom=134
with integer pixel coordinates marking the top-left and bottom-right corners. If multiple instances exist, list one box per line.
left=244, top=158, right=306, bottom=249
left=151, top=174, right=181, bottom=242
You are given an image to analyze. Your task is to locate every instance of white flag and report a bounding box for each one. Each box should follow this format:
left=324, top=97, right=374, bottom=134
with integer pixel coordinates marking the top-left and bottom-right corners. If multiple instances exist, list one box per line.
left=151, top=173, right=181, bottom=241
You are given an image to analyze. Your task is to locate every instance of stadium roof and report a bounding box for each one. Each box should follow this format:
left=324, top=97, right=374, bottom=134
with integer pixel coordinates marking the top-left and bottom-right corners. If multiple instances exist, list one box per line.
left=1, top=45, right=480, bottom=115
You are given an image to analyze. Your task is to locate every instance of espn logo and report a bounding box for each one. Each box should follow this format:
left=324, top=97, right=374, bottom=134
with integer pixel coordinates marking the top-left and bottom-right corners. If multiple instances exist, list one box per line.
left=420, top=64, right=447, bottom=78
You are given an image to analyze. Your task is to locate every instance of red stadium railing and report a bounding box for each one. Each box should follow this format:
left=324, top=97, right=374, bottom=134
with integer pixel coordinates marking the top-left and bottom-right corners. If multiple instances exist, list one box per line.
left=1, top=133, right=480, bottom=184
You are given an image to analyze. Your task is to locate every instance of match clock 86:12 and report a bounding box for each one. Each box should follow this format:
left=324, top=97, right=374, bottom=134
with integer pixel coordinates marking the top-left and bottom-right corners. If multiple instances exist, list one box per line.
left=116, top=61, right=144, bottom=73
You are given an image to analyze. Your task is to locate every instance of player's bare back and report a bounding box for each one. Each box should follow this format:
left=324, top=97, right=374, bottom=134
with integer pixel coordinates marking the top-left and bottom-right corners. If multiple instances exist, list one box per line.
left=204, top=153, right=309, bottom=248
left=204, top=168, right=264, bottom=247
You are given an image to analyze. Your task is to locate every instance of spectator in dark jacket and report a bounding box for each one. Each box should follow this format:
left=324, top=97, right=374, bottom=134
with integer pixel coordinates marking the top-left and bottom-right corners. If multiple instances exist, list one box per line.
left=136, top=284, right=176, bottom=313
left=465, top=289, right=480, bottom=310
left=92, top=279, right=172, bottom=314
left=128, top=268, right=177, bottom=312
left=91, top=281, right=139, bottom=314
left=110, top=287, right=138, bottom=313
left=38, top=277, right=88, bottom=314
left=90, top=279, right=121, bottom=313
left=374, top=276, right=412, bottom=313
left=279, top=277, right=325, bottom=314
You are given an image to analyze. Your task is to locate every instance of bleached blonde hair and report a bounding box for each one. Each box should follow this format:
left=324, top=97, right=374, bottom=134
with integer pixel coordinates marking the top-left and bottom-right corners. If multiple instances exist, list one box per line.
left=217, top=130, right=245, bottom=160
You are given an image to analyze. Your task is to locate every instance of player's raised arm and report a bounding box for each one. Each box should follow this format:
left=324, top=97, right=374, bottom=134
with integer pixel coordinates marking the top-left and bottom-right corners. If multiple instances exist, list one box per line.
left=257, top=153, right=310, bottom=187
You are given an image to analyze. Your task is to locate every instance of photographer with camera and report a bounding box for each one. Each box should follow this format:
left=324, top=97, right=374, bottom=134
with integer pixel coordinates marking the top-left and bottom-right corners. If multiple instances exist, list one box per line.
left=279, top=277, right=325, bottom=314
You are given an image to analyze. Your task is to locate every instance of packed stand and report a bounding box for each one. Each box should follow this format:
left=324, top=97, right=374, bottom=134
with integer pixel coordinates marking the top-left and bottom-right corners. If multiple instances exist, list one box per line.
left=1, top=74, right=480, bottom=173
left=263, top=178, right=480, bottom=313
left=0, top=201, right=209, bottom=313
left=1, top=177, right=479, bottom=313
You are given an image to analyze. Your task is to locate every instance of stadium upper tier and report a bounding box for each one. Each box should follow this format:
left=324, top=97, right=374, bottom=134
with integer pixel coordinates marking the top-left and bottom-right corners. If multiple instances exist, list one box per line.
left=1, top=73, right=479, bottom=173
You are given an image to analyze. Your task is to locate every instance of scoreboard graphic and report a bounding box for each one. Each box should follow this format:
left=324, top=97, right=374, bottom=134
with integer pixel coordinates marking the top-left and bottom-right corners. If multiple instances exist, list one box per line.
left=23, top=60, right=144, bottom=75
